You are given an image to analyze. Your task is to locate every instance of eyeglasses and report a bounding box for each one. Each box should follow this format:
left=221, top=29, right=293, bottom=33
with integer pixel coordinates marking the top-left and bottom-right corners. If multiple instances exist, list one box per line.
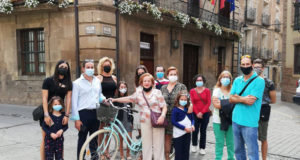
left=241, top=55, right=251, bottom=59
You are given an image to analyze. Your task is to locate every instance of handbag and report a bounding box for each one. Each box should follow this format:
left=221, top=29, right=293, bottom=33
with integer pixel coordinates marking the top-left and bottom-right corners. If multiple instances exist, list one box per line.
left=142, top=91, right=168, bottom=128
left=32, top=104, right=44, bottom=121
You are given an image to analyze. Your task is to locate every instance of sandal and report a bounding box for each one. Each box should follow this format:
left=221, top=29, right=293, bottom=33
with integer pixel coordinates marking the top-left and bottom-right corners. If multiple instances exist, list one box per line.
left=127, top=156, right=132, bottom=160
left=100, top=155, right=106, bottom=160
left=105, top=152, right=111, bottom=159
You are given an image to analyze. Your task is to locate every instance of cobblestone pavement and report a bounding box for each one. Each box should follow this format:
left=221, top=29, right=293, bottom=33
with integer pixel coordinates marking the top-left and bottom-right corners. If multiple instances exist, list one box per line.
left=0, top=92, right=299, bottom=160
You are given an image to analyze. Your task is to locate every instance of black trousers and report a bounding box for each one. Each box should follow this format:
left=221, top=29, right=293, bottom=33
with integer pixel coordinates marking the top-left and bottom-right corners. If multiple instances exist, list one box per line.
left=77, top=109, right=100, bottom=160
left=192, top=112, right=210, bottom=149
left=174, top=133, right=191, bottom=160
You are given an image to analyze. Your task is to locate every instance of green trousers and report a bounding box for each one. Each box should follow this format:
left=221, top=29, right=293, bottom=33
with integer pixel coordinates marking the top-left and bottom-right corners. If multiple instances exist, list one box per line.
left=213, top=123, right=235, bottom=160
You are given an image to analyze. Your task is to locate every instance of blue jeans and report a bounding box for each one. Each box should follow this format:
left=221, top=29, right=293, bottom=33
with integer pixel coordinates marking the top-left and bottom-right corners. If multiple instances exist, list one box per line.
left=232, top=122, right=259, bottom=160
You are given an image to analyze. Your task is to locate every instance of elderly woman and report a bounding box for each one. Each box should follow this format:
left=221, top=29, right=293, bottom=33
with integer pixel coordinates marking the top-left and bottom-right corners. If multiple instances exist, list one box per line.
left=111, top=73, right=167, bottom=160
left=160, top=66, right=188, bottom=160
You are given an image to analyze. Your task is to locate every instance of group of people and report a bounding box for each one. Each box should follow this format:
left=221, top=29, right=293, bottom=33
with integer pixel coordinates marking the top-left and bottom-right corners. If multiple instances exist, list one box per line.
left=38, top=55, right=276, bottom=160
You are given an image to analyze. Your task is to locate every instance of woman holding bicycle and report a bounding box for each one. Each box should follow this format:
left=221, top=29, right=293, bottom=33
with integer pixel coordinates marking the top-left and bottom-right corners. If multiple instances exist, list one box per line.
left=111, top=73, right=167, bottom=160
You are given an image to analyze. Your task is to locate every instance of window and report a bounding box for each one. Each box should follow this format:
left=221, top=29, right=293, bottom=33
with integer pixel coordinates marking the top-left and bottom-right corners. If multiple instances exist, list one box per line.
left=295, top=45, right=300, bottom=74
left=19, top=29, right=45, bottom=75
left=294, top=2, right=300, bottom=31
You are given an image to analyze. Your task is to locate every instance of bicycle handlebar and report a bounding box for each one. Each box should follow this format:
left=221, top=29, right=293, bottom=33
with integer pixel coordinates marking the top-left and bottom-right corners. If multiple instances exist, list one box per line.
left=107, top=99, right=138, bottom=114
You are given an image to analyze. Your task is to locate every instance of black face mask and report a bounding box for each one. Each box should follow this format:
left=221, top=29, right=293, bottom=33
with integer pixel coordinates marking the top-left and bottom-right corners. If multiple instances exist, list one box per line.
left=103, top=66, right=111, bottom=73
left=58, top=68, right=68, bottom=76
left=240, top=66, right=253, bottom=75
left=143, top=86, right=152, bottom=92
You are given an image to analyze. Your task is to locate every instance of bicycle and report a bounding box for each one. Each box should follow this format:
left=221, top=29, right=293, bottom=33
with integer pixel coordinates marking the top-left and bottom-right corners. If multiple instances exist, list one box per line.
left=79, top=100, right=175, bottom=160
left=79, top=100, right=141, bottom=160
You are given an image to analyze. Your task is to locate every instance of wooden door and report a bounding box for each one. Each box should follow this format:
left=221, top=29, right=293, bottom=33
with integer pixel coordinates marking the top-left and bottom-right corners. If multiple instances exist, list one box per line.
left=140, top=33, right=154, bottom=75
left=217, top=47, right=226, bottom=76
left=183, top=44, right=199, bottom=90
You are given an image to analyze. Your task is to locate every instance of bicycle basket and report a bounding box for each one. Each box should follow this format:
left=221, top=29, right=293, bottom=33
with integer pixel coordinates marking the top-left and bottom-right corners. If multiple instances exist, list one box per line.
left=96, top=103, right=118, bottom=124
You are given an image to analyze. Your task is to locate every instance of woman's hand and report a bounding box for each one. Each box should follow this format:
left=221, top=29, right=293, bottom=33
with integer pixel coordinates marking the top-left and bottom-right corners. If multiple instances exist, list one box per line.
left=197, top=112, right=203, bottom=119
left=62, top=116, right=69, bottom=125
left=157, top=115, right=165, bottom=125
left=44, top=115, right=53, bottom=126
left=56, top=129, right=63, bottom=137
left=50, top=133, right=58, bottom=140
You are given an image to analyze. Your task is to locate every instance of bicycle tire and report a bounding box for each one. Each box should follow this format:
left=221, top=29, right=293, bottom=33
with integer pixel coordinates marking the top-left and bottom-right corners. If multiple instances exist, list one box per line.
left=79, top=129, right=119, bottom=160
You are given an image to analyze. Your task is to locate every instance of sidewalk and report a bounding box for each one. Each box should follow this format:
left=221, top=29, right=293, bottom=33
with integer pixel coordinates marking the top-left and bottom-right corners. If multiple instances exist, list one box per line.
left=0, top=92, right=299, bottom=160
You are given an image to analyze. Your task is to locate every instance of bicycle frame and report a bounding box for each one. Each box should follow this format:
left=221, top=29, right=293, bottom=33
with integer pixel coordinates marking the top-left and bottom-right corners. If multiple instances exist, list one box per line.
left=98, top=103, right=142, bottom=154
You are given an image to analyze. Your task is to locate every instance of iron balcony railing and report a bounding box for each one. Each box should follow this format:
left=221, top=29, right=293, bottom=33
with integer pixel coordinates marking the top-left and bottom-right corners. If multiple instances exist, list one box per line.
left=262, top=13, right=271, bottom=26
left=135, top=0, right=239, bottom=31
left=246, top=7, right=256, bottom=22
left=274, top=50, right=281, bottom=61
left=245, top=46, right=260, bottom=59
left=261, top=48, right=272, bottom=60
left=274, top=19, right=281, bottom=32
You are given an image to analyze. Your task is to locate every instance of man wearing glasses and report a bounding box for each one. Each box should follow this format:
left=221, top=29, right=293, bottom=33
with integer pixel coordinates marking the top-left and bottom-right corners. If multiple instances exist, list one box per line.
left=229, top=55, right=265, bottom=160
left=71, top=59, right=105, bottom=160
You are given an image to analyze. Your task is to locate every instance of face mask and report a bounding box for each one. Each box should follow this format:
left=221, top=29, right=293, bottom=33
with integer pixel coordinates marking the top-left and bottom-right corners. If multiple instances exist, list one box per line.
left=103, top=66, right=111, bottom=73
left=156, top=72, right=164, bottom=79
left=58, top=68, right=68, bottom=76
left=254, top=68, right=263, bottom=75
left=196, top=81, right=204, bottom=87
left=221, top=78, right=230, bottom=86
left=53, top=105, right=62, bottom=111
left=143, top=86, right=152, bottom=92
left=179, top=100, right=187, bottom=106
left=240, top=66, right=253, bottom=75
left=119, top=88, right=127, bottom=94
left=169, top=76, right=178, bottom=82
left=85, top=68, right=94, bottom=77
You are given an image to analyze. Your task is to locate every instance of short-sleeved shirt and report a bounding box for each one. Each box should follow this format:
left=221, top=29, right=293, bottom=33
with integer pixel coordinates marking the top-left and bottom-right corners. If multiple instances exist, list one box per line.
left=212, top=87, right=230, bottom=124
left=262, top=78, right=275, bottom=104
left=230, top=72, right=265, bottom=127
left=129, top=88, right=167, bottom=122
left=42, top=77, right=72, bottom=102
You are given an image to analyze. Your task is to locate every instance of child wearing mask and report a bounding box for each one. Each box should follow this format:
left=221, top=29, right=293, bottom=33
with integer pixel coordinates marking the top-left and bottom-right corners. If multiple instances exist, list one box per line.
left=171, top=91, right=194, bottom=160
left=42, top=96, right=68, bottom=160
left=115, top=81, right=134, bottom=160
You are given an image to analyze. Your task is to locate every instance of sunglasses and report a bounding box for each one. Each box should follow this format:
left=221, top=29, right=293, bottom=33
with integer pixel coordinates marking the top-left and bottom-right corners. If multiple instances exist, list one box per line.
left=241, top=55, right=251, bottom=59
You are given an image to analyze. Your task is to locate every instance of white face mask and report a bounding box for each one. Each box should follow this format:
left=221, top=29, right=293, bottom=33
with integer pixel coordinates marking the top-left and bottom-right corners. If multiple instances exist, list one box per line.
left=119, top=88, right=127, bottom=94
left=168, top=75, right=178, bottom=82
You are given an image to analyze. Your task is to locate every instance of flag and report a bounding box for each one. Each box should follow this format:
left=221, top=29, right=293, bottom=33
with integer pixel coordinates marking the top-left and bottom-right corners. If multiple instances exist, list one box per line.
left=227, top=0, right=235, bottom=12
left=211, top=0, right=215, bottom=5
left=220, top=0, right=225, bottom=9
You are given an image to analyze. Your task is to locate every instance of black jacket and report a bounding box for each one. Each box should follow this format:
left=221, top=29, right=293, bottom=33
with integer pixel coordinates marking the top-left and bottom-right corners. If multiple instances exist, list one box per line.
left=220, top=99, right=234, bottom=131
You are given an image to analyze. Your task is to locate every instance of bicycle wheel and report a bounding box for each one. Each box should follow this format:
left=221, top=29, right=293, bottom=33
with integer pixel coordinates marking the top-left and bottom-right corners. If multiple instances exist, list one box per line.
left=79, top=129, right=119, bottom=160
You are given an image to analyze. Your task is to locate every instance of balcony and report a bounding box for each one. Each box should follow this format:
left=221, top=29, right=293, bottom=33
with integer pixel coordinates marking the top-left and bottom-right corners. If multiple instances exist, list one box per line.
left=274, top=19, right=281, bottom=32
left=136, top=0, right=239, bottom=31
left=246, top=7, right=256, bottom=22
left=274, top=50, right=281, bottom=61
left=245, top=46, right=260, bottom=59
left=11, top=0, right=59, bottom=5
left=262, top=13, right=271, bottom=26
left=261, top=48, right=272, bottom=60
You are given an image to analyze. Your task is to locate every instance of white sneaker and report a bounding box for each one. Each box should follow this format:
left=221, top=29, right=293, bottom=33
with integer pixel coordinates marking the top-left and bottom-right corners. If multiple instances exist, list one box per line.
left=191, top=146, right=197, bottom=153
left=199, top=149, right=206, bottom=155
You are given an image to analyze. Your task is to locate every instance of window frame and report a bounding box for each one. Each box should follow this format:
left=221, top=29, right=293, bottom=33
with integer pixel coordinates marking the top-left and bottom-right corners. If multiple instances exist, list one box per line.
left=294, top=44, right=300, bottom=75
left=18, top=28, right=45, bottom=75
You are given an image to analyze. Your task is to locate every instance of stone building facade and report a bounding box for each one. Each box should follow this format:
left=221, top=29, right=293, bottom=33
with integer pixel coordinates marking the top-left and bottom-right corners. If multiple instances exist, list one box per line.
left=282, top=0, right=300, bottom=102
left=236, top=0, right=283, bottom=90
left=0, top=0, right=240, bottom=105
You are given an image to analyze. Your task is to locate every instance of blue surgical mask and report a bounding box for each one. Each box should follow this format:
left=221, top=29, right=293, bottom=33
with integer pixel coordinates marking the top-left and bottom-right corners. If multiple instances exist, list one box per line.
left=179, top=100, right=187, bottom=106
left=53, top=105, right=63, bottom=111
left=85, top=68, right=94, bottom=77
left=196, top=81, right=203, bottom=87
left=221, top=78, right=231, bottom=86
left=156, top=72, right=164, bottom=79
